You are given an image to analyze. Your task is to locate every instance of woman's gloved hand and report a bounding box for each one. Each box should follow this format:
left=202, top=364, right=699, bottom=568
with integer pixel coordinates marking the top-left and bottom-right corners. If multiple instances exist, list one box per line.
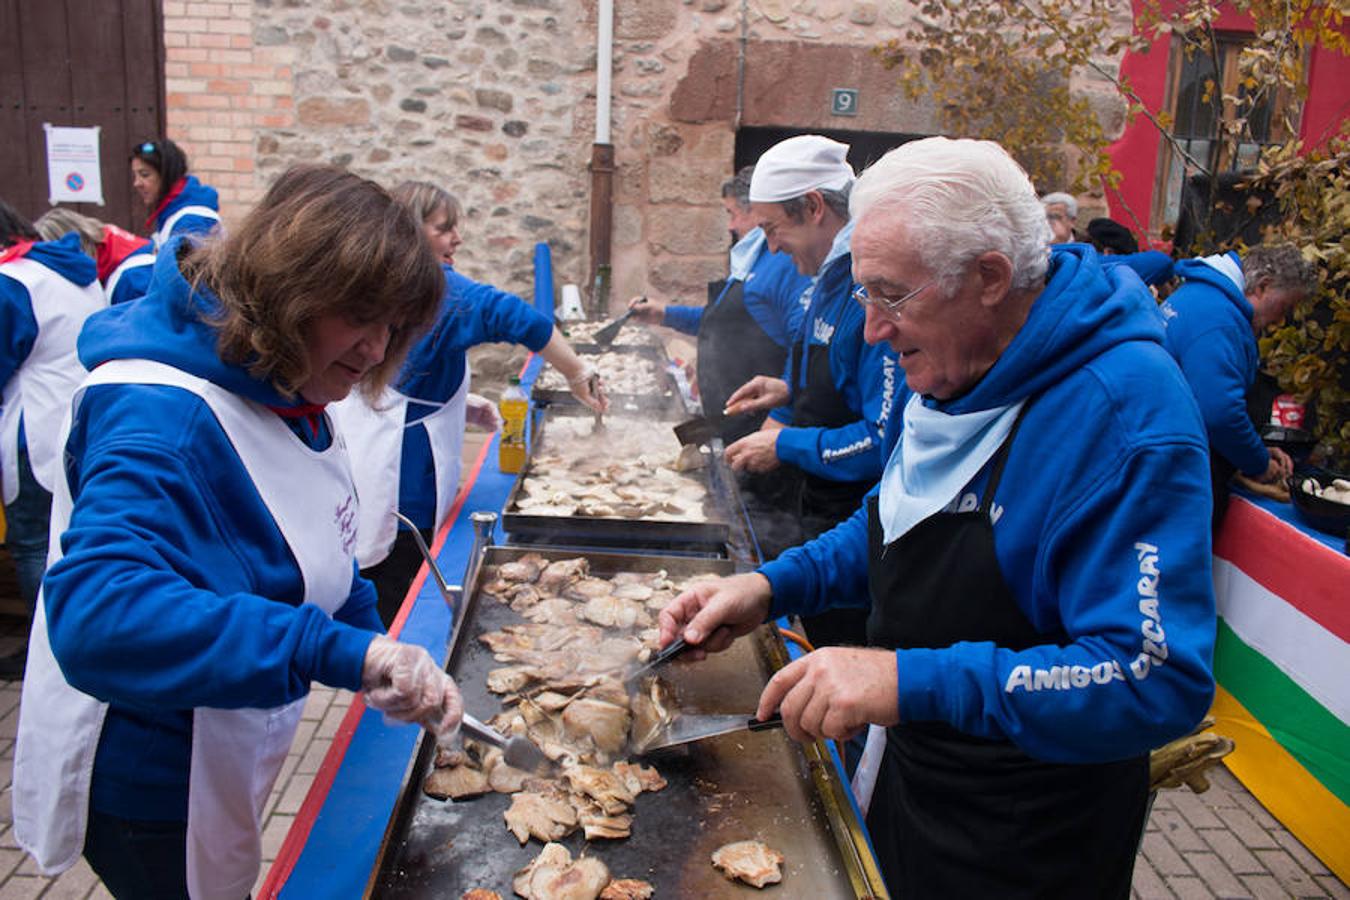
left=465, top=392, right=501, bottom=431
left=361, top=636, right=463, bottom=742
left=567, top=364, right=609, bottom=413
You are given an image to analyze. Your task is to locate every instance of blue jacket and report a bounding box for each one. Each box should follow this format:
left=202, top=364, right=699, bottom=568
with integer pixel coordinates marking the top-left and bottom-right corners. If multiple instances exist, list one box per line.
left=106, top=243, right=156, bottom=306
left=397, top=266, right=554, bottom=530
left=152, top=174, right=221, bottom=245
left=0, top=234, right=99, bottom=399
left=760, top=247, right=1215, bottom=763
left=1103, top=250, right=1174, bottom=287
left=44, top=240, right=382, bottom=820
left=1160, top=254, right=1268, bottom=477
left=662, top=230, right=809, bottom=350
left=768, top=232, right=899, bottom=483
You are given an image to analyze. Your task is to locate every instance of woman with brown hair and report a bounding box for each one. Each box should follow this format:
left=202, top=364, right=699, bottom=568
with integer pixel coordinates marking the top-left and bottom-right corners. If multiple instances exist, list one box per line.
left=13, top=165, right=462, bottom=899
left=130, top=137, right=222, bottom=250
left=334, top=180, right=607, bottom=625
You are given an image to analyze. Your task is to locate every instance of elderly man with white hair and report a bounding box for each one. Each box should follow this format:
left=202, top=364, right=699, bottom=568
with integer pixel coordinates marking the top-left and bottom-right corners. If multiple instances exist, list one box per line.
left=720, top=135, right=899, bottom=648
left=1041, top=190, right=1078, bottom=243
left=659, top=137, right=1217, bottom=897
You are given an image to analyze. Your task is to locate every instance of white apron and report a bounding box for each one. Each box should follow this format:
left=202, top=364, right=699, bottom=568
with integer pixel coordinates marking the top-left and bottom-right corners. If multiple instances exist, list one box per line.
left=331, top=370, right=469, bottom=568
left=153, top=206, right=222, bottom=251
left=103, top=252, right=155, bottom=303
left=13, top=359, right=357, bottom=900
left=0, top=257, right=106, bottom=502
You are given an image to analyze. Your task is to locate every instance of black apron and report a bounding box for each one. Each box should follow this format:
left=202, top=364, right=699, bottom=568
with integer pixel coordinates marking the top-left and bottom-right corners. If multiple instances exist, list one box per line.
left=784, top=327, right=872, bottom=646
left=863, top=406, right=1149, bottom=899
left=697, top=278, right=789, bottom=445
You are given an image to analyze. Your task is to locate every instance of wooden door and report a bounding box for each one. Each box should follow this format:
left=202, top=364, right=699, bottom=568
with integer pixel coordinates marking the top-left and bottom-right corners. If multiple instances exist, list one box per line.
left=0, top=0, right=164, bottom=231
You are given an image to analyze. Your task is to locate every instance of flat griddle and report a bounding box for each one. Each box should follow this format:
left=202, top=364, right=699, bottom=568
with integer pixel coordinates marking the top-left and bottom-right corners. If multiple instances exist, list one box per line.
left=501, top=407, right=735, bottom=554
left=364, top=547, right=887, bottom=898
left=530, top=345, right=682, bottom=415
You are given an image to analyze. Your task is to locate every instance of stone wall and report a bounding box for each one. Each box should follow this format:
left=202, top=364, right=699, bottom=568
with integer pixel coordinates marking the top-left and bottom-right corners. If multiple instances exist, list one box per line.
left=161, top=0, right=1131, bottom=308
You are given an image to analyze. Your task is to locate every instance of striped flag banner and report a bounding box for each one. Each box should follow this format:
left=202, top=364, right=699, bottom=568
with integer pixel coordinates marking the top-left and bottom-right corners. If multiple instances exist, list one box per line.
left=1212, top=498, right=1350, bottom=881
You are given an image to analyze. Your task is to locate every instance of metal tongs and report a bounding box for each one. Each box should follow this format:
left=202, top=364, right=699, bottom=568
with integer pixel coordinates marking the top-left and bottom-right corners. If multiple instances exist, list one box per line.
left=462, top=713, right=555, bottom=774
left=624, top=636, right=691, bottom=684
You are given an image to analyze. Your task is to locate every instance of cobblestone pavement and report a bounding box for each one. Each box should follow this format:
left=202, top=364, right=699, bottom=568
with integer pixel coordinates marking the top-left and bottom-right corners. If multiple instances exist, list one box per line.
left=0, top=618, right=1343, bottom=899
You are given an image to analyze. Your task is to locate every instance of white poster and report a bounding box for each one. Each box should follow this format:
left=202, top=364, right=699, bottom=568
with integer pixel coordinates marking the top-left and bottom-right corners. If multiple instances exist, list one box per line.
left=44, top=124, right=104, bottom=206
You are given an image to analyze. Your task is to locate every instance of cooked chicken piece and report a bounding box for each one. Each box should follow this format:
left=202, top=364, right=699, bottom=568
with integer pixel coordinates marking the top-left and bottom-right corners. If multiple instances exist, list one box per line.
left=487, top=666, right=534, bottom=695
left=575, top=639, right=643, bottom=676
left=538, top=557, right=589, bottom=593
left=628, top=679, right=673, bottom=754
left=562, top=764, right=636, bottom=815
left=423, top=764, right=489, bottom=800
left=563, top=577, right=613, bottom=601
left=462, top=889, right=503, bottom=900
left=711, top=840, right=785, bottom=888
left=643, top=591, right=675, bottom=612
left=673, top=443, right=705, bottom=472
left=506, top=584, right=546, bottom=611
left=577, top=803, right=633, bottom=840
left=532, top=690, right=575, bottom=713
left=579, top=596, right=648, bottom=630
left=612, top=761, right=667, bottom=794
left=520, top=597, right=579, bottom=625
left=483, top=747, right=533, bottom=794
left=598, top=880, right=653, bottom=900
left=610, top=582, right=653, bottom=602
left=499, top=555, right=546, bottom=583
left=512, top=841, right=611, bottom=900
left=562, top=698, right=631, bottom=757
left=434, top=746, right=469, bottom=769
left=512, top=842, right=571, bottom=899
left=503, top=789, right=579, bottom=844
left=580, top=677, right=630, bottom=706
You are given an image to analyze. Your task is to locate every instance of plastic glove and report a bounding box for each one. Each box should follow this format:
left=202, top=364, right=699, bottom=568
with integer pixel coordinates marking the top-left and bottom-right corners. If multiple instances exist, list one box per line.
left=361, top=636, right=463, bottom=741
left=465, top=392, right=501, bottom=431
left=567, top=365, right=609, bottom=413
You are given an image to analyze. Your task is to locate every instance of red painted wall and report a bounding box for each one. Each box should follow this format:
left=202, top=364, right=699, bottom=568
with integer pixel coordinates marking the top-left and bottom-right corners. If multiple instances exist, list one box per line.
left=1105, top=1, right=1348, bottom=242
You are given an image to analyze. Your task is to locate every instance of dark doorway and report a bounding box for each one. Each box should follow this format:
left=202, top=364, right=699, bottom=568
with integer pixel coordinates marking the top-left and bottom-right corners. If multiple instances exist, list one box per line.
left=735, top=126, right=925, bottom=176
left=0, top=0, right=165, bottom=231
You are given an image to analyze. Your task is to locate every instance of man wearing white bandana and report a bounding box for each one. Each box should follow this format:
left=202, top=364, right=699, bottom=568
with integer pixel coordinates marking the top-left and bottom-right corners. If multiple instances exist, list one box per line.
left=721, top=135, right=897, bottom=650
left=659, top=137, right=1217, bottom=898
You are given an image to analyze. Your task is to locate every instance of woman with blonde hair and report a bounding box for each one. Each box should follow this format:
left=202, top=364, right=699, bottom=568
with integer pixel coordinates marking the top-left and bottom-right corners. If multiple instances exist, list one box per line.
left=14, top=165, right=462, bottom=899
left=34, top=207, right=156, bottom=305
left=334, top=179, right=607, bottom=624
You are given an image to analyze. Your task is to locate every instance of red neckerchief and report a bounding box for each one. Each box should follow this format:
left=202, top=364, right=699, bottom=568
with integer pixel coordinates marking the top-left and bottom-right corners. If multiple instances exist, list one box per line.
left=0, top=241, right=35, bottom=266
left=267, top=402, right=327, bottom=438
left=144, top=177, right=188, bottom=232
left=96, top=226, right=152, bottom=282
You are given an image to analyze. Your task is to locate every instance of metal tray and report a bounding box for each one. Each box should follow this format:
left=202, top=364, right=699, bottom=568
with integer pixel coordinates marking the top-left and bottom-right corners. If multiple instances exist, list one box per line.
left=531, top=344, right=681, bottom=415
left=365, top=547, right=887, bottom=898
left=501, top=407, right=734, bottom=554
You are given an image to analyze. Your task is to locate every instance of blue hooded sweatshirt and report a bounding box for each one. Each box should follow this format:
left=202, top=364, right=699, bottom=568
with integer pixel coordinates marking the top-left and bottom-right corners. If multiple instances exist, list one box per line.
left=43, top=239, right=382, bottom=821
left=395, top=265, right=554, bottom=531
left=1102, top=249, right=1174, bottom=287
left=662, top=229, right=810, bottom=349
left=766, top=227, right=900, bottom=483
left=152, top=174, right=221, bottom=248
left=105, top=242, right=157, bottom=306
left=760, top=246, right=1216, bottom=764
left=0, top=234, right=99, bottom=398
left=1159, top=253, right=1268, bottom=477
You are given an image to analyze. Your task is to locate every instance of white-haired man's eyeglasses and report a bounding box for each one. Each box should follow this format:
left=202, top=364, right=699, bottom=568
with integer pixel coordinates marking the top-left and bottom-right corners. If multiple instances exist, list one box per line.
left=852, top=279, right=935, bottom=316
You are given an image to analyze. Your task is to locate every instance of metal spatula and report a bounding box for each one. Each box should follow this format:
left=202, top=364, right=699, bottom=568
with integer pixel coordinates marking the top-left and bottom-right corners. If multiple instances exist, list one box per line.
left=638, top=712, right=784, bottom=753
left=592, top=308, right=635, bottom=346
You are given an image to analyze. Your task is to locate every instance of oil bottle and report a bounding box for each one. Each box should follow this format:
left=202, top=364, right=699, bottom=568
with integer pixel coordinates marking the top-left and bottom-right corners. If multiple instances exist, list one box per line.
left=498, top=375, right=528, bottom=474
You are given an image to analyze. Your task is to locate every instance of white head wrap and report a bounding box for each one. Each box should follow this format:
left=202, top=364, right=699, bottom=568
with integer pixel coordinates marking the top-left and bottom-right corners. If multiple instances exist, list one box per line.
left=749, top=135, right=855, bottom=203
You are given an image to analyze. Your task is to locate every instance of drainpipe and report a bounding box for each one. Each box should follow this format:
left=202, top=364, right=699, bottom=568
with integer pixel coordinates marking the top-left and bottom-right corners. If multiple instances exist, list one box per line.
left=588, top=0, right=615, bottom=295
